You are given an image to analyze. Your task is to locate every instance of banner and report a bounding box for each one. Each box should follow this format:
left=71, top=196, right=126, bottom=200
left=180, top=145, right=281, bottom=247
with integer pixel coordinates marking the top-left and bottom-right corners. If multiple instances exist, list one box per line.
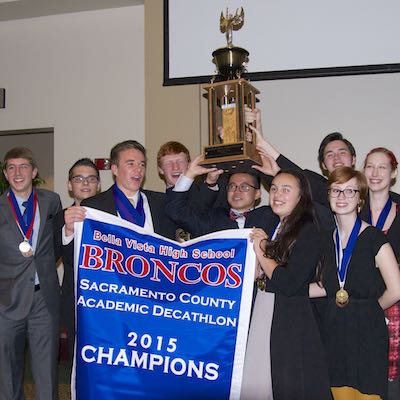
left=72, top=208, right=256, bottom=400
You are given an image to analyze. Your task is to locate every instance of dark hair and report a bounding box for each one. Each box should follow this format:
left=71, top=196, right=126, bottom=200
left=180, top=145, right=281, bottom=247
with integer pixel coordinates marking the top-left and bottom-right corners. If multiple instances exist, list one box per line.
left=110, top=140, right=146, bottom=166
left=228, top=171, right=261, bottom=189
left=318, top=132, right=356, bottom=173
left=68, top=158, right=99, bottom=180
left=327, top=166, right=368, bottom=210
left=3, top=147, right=37, bottom=170
left=157, top=141, right=191, bottom=167
left=263, top=169, right=317, bottom=264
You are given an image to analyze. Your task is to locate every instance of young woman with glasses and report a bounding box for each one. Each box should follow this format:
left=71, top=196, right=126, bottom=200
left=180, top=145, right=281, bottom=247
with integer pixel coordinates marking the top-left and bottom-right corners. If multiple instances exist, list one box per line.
left=241, top=169, right=332, bottom=400
left=310, top=166, right=400, bottom=400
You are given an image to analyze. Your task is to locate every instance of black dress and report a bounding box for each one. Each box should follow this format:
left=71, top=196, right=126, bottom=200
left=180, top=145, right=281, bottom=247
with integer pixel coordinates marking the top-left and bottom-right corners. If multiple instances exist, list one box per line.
left=321, top=226, right=389, bottom=399
left=240, top=222, right=332, bottom=400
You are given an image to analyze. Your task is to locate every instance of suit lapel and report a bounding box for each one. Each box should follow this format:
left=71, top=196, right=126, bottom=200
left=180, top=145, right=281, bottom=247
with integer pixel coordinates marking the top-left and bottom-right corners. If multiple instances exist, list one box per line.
left=35, top=190, right=48, bottom=250
left=0, top=191, right=26, bottom=241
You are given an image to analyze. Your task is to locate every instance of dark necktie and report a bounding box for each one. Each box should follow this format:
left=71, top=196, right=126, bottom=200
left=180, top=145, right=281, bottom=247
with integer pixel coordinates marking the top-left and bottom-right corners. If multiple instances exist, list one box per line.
left=22, top=201, right=28, bottom=225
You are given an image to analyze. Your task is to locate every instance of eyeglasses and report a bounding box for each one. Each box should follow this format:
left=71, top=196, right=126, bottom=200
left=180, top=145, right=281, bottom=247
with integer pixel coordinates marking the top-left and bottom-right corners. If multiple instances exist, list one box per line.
left=226, top=183, right=258, bottom=192
left=71, top=175, right=99, bottom=184
left=328, top=188, right=359, bottom=198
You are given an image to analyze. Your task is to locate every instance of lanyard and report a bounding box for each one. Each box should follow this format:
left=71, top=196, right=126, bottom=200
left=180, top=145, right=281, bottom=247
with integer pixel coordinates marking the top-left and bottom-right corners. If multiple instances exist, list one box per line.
left=112, top=184, right=145, bottom=227
left=7, top=190, right=37, bottom=243
left=335, top=217, right=361, bottom=287
left=368, top=196, right=392, bottom=231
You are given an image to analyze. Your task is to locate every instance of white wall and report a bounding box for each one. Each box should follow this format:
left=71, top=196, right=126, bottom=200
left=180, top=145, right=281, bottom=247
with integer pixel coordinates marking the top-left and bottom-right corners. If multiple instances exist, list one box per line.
left=0, top=5, right=144, bottom=206
left=200, top=72, right=400, bottom=194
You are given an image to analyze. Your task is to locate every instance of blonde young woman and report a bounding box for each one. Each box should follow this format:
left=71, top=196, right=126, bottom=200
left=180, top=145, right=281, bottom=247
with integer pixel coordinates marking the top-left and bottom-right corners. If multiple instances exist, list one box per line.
left=310, top=167, right=400, bottom=400
left=361, top=148, right=400, bottom=399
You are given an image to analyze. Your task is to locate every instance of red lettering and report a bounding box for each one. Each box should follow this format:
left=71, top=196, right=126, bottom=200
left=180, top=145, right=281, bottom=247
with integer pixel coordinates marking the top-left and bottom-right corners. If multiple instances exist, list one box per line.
left=125, top=255, right=150, bottom=277
left=103, top=247, right=126, bottom=274
left=150, top=259, right=177, bottom=283
left=80, top=245, right=103, bottom=269
left=225, top=263, right=242, bottom=288
left=177, top=263, right=201, bottom=284
left=201, top=263, right=226, bottom=286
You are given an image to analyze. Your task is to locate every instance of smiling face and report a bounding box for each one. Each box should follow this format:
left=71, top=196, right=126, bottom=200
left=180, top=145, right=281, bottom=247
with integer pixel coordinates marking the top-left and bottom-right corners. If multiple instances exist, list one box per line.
left=328, top=177, right=360, bottom=216
left=111, top=148, right=146, bottom=197
left=226, top=173, right=261, bottom=212
left=364, top=151, right=397, bottom=194
left=269, top=173, right=301, bottom=220
left=3, top=158, right=37, bottom=198
left=158, top=152, right=189, bottom=188
left=322, top=140, right=355, bottom=174
left=68, top=165, right=100, bottom=205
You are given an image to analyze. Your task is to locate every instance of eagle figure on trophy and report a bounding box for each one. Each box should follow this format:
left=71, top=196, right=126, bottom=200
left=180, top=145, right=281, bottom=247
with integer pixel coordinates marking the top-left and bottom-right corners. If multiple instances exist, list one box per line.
left=220, top=7, right=245, bottom=48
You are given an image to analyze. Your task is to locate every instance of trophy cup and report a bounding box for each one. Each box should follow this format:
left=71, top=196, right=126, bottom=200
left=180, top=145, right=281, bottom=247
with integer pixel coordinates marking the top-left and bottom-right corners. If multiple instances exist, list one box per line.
left=202, top=7, right=261, bottom=172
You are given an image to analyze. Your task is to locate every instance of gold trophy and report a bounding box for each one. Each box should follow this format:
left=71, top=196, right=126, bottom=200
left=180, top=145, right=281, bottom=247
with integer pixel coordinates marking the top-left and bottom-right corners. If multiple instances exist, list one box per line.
left=203, top=7, right=261, bottom=172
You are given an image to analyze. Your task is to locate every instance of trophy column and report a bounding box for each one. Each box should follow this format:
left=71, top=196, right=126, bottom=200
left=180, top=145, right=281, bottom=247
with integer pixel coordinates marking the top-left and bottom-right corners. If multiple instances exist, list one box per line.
left=202, top=7, right=261, bottom=172
left=203, top=78, right=260, bottom=172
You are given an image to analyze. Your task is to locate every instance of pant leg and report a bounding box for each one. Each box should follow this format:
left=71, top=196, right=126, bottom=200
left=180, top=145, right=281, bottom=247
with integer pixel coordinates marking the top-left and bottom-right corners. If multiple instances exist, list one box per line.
left=0, top=314, right=26, bottom=400
left=27, top=290, right=59, bottom=400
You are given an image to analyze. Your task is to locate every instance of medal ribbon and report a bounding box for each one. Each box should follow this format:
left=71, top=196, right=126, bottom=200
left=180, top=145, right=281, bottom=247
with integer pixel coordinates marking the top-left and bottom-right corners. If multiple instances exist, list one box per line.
left=367, top=196, right=392, bottom=230
left=7, top=190, right=37, bottom=243
left=271, top=222, right=281, bottom=241
left=112, top=184, right=145, bottom=227
left=335, top=217, right=362, bottom=286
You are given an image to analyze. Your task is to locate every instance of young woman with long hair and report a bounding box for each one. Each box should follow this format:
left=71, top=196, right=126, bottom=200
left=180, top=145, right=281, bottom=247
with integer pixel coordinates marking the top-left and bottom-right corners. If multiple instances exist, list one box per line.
left=241, top=169, right=332, bottom=400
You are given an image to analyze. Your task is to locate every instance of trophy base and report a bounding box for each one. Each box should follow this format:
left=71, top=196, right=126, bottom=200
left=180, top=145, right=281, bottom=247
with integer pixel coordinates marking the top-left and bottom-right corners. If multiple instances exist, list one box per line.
left=202, top=141, right=261, bottom=173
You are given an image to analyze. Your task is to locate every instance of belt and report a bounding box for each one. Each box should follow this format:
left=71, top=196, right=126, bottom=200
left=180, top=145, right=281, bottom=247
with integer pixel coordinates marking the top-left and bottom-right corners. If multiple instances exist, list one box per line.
left=34, top=284, right=41, bottom=292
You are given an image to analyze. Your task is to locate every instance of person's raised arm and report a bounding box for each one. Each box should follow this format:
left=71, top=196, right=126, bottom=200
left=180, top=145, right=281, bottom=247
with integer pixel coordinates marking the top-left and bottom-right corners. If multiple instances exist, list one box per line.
left=376, top=242, right=400, bottom=309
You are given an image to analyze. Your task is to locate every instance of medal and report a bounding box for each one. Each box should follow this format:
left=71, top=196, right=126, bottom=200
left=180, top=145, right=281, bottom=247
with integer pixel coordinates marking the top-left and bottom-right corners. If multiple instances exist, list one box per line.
left=334, top=217, right=362, bottom=309
left=19, top=240, right=33, bottom=257
left=7, top=190, right=37, bottom=257
left=335, top=288, right=349, bottom=307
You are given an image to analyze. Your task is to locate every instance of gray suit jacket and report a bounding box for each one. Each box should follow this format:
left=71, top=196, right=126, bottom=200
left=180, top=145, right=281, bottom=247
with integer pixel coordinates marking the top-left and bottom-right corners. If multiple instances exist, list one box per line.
left=0, top=188, right=62, bottom=320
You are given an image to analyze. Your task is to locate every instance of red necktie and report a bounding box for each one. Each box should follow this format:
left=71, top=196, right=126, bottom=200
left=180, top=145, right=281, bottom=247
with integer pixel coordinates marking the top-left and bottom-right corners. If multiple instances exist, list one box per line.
left=229, top=210, right=249, bottom=221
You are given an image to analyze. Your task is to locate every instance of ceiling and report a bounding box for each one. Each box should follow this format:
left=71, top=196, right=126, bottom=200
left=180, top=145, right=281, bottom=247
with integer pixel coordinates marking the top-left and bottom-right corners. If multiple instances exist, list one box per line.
left=0, top=0, right=143, bottom=22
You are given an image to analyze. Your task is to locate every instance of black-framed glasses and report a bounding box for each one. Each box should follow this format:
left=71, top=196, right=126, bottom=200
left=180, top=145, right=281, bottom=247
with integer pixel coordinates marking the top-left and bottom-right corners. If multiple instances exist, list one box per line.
left=226, top=183, right=258, bottom=192
left=328, top=188, right=359, bottom=198
left=71, top=175, right=99, bottom=184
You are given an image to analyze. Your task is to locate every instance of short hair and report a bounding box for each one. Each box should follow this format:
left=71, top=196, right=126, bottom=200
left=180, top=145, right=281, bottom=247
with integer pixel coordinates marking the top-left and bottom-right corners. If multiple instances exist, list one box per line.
left=327, top=166, right=368, bottom=208
left=68, top=158, right=99, bottom=180
left=318, top=132, right=356, bottom=168
left=3, top=147, right=37, bottom=170
left=228, top=171, right=261, bottom=189
left=157, top=141, right=191, bottom=168
left=109, top=140, right=146, bottom=166
left=364, top=147, right=398, bottom=171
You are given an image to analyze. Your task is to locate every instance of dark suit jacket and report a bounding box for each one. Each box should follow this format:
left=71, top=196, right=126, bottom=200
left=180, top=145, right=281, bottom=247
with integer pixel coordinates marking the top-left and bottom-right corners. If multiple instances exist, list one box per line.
left=0, top=188, right=62, bottom=320
left=165, top=188, right=279, bottom=237
left=81, top=186, right=178, bottom=240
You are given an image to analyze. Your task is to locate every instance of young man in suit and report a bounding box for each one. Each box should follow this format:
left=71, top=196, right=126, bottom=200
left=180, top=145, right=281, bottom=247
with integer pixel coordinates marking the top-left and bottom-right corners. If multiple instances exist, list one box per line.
left=54, top=158, right=100, bottom=364
left=0, top=147, right=62, bottom=400
left=64, top=140, right=178, bottom=241
left=165, top=155, right=279, bottom=237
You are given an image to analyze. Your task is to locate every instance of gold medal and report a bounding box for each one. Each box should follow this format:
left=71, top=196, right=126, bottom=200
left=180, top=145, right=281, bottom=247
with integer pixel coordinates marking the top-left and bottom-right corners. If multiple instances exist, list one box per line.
left=256, top=274, right=267, bottom=291
left=335, top=288, right=349, bottom=307
left=19, top=240, right=33, bottom=258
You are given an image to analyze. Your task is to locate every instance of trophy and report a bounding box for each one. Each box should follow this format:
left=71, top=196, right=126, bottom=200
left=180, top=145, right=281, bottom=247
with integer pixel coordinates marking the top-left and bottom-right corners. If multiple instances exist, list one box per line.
left=202, top=7, right=261, bottom=172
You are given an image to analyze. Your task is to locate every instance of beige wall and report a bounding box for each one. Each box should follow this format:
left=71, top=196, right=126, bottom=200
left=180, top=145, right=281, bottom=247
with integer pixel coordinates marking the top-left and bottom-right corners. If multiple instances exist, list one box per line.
left=151, top=1, right=400, bottom=195
left=0, top=6, right=145, bottom=206
left=144, top=0, right=207, bottom=192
